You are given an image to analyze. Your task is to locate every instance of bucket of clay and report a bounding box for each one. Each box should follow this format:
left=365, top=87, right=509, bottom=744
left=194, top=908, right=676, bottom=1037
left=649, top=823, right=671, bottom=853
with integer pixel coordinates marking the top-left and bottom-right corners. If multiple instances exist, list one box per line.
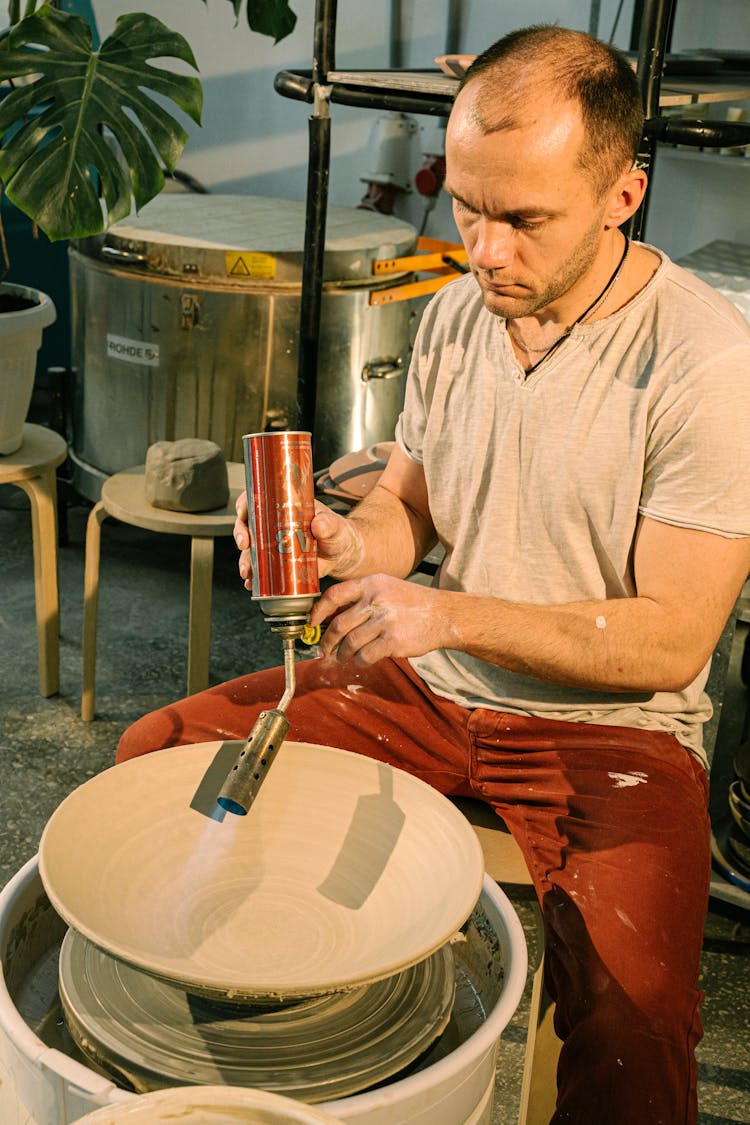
left=74, top=1085, right=345, bottom=1123
left=0, top=857, right=527, bottom=1125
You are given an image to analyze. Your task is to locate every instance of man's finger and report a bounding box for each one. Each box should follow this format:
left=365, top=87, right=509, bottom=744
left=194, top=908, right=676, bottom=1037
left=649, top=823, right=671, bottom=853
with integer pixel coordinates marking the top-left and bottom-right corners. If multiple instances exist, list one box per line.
left=234, top=519, right=250, bottom=550
left=234, top=490, right=250, bottom=550
left=238, top=547, right=253, bottom=582
left=235, top=489, right=248, bottom=518
left=310, top=579, right=364, bottom=624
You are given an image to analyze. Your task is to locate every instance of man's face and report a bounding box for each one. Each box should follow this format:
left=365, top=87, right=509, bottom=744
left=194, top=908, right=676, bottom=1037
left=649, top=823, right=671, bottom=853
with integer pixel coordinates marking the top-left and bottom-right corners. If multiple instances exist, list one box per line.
left=445, top=88, right=610, bottom=321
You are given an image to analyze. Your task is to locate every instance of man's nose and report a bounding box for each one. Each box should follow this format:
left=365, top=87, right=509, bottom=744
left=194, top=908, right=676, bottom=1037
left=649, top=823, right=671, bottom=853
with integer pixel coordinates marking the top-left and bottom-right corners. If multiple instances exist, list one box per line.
left=471, top=219, right=514, bottom=270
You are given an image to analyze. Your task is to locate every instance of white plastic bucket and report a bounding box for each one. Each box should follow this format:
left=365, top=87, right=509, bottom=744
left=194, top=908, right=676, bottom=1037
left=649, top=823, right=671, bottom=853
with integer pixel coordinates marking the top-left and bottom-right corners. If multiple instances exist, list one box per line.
left=0, top=857, right=527, bottom=1125
left=75, top=1085, right=345, bottom=1123
left=317, top=871, right=528, bottom=1125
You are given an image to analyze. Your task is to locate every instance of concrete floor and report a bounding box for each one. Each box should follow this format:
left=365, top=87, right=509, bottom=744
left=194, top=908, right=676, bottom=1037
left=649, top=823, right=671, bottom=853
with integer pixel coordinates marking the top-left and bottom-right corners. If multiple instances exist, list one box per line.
left=0, top=484, right=749, bottom=1124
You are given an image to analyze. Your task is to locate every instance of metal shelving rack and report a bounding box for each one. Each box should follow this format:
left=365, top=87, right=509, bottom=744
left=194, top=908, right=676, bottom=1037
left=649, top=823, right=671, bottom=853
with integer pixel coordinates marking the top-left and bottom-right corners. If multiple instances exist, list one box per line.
left=275, top=0, right=750, bottom=910
left=274, top=0, right=750, bottom=433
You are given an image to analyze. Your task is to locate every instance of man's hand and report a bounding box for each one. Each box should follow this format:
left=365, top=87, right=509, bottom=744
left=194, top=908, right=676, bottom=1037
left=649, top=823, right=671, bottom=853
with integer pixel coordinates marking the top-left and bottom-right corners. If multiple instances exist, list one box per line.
left=311, top=574, right=462, bottom=665
left=310, top=505, right=365, bottom=578
left=233, top=491, right=254, bottom=590
left=233, top=493, right=366, bottom=590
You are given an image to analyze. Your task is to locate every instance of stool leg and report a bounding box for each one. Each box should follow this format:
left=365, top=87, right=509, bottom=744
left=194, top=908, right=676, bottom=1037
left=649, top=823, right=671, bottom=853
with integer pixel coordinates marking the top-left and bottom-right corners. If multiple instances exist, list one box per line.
left=16, top=472, right=60, bottom=697
left=187, top=536, right=214, bottom=696
left=81, top=502, right=108, bottom=721
left=518, top=944, right=562, bottom=1125
left=515, top=901, right=560, bottom=1125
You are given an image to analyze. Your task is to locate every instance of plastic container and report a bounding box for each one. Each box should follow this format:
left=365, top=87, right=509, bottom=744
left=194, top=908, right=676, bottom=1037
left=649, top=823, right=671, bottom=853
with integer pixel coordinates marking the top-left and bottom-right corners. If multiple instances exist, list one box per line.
left=0, top=858, right=527, bottom=1125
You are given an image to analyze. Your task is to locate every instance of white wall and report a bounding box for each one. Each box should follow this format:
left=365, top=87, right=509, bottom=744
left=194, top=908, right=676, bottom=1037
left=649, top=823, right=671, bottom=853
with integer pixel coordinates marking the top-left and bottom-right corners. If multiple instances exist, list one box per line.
left=93, top=0, right=749, bottom=259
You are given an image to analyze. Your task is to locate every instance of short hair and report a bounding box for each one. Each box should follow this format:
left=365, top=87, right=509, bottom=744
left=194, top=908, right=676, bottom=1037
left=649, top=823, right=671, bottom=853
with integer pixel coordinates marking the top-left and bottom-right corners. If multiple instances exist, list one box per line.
left=458, top=25, right=644, bottom=196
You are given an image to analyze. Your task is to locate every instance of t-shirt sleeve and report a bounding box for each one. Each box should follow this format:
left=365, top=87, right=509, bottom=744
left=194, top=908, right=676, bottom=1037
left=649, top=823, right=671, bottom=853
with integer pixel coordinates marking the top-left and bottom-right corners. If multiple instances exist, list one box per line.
left=394, top=292, right=441, bottom=465
left=639, top=343, right=750, bottom=538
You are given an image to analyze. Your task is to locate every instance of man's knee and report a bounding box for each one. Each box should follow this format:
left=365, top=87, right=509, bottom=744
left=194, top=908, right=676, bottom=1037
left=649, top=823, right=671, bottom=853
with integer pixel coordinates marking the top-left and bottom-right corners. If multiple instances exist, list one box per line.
left=116, top=706, right=186, bottom=763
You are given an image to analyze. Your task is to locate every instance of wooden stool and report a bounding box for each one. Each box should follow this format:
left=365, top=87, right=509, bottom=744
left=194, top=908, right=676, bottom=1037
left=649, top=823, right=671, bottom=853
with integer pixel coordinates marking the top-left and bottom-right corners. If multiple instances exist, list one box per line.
left=0, top=423, right=67, bottom=696
left=451, top=797, right=561, bottom=1125
left=82, top=462, right=245, bottom=721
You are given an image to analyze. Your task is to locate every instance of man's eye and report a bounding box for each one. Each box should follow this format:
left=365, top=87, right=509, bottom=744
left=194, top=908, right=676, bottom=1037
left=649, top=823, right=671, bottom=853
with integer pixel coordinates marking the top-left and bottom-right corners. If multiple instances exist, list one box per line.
left=512, top=218, right=543, bottom=231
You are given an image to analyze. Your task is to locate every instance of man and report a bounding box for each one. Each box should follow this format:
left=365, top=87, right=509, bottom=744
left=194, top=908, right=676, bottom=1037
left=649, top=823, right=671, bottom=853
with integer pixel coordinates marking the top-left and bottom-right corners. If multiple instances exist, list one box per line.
left=118, top=25, right=750, bottom=1124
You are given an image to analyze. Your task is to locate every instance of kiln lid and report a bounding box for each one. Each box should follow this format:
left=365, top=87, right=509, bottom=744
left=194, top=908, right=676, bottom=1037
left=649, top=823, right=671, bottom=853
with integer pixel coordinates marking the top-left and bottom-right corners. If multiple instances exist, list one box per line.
left=79, top=195, right=417, bottom=287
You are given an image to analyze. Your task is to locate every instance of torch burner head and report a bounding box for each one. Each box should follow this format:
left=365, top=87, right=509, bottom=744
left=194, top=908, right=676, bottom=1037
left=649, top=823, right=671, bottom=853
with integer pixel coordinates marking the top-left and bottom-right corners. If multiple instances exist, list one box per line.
left=217, top=623, right=304, bottom=816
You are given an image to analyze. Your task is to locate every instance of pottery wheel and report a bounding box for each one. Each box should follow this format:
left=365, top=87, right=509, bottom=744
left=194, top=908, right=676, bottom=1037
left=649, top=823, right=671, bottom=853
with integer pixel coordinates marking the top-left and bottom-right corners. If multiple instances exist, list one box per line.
left=39, top=741, right=484, bottom=1001
left=59, top=928, right=456, bottom=1102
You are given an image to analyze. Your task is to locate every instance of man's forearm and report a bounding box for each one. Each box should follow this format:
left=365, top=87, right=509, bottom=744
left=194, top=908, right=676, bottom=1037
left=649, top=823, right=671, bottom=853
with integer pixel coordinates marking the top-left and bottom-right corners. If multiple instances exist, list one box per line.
left=441, top=590, right=712, bottom=693
left=433, top=518, right=749, bottom=693
left=314, top=502, right=749, bottom=691
left=330, top=483, right=437, bottom=582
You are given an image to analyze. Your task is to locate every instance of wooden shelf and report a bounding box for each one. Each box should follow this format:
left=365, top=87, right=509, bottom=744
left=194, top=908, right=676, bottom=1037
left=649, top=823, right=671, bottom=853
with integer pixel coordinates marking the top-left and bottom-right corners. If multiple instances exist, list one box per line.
left=658, top=147, right=749, bottom=166
left=326, top=68, right=750, bottom=109
left=659, top=78, right=750, bottom=106
left=327, top=69, right=456, bottom=96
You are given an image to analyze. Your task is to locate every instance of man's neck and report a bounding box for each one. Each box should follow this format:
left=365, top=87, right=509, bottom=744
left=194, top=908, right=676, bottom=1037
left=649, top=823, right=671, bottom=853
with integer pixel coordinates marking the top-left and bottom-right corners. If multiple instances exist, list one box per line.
left=507, top=238, right=661, bottom=373
left=512, top=238, right=660, bottom=342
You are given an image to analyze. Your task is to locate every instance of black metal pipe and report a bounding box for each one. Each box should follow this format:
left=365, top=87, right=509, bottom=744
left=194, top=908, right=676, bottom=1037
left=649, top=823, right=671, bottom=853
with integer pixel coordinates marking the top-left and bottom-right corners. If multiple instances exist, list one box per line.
left=629, top=0, right=676, bottom=52
left=313, top=0, right=337, bottom=81
left=294, top=0, right=336, bottom=447
left=588, top=0, right=602, bottom=37
left=645, top=117, right=750, bottom=148
left=637, top=0, right=675, bottom=122
left=275, top=69, right=455, bottom=117
left=446, top=0, right=463, bottom=56
left=297, top=110, right=331, bottom=438
left=331, top=85, right=452, bottom=117
left=626, top=0, right=676, bottom=241
left=274, top=70, right=314, bottom=103
left=390, top=0, right=403, bottom=69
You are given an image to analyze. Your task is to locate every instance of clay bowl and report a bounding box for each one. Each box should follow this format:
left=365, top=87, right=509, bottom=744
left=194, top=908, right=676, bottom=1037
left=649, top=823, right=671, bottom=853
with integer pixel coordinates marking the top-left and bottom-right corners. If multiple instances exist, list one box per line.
left=434, top=53, right=477, bottom=78
left=315, top=441, right=394, bottom=504
left=75, top=1086, right=344, bottom=1123
left=39, top=741, right=484, bottom=1002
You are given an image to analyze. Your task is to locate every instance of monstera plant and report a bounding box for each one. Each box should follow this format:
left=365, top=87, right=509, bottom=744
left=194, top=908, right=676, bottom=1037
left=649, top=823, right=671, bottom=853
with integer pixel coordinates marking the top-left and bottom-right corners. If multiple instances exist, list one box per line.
left=0, top=0, right=296, bottom=452
left=0, top=0, right=298, bottom=248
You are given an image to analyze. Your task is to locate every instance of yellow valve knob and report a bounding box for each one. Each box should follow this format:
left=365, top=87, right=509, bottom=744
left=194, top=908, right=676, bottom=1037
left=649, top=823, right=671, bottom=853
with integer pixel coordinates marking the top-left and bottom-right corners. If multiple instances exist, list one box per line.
left=300, top=623, right=323, bottom=646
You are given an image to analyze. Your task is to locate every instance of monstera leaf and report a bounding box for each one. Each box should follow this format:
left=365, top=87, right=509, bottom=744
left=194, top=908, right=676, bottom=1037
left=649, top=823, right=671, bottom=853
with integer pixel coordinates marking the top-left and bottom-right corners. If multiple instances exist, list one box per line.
left=224, top=0, right=298, bottom=43
left=0, top=5, right=203, bottom=242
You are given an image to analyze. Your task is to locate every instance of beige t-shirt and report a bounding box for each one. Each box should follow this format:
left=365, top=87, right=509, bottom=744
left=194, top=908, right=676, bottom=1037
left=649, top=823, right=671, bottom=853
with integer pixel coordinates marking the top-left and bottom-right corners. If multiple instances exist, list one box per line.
left=396, top=246, right=750, bottom=764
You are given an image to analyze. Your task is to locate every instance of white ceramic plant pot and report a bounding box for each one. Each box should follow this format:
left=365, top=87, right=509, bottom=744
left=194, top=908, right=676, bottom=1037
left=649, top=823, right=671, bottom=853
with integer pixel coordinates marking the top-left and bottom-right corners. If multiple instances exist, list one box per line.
left=0, top=282, right=56, bottom=454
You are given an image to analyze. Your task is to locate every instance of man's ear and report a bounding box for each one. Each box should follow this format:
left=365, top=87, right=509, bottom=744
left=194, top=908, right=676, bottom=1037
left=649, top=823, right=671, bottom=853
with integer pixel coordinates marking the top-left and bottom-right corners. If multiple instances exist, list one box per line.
left=604, top=166, right=649, bottom=229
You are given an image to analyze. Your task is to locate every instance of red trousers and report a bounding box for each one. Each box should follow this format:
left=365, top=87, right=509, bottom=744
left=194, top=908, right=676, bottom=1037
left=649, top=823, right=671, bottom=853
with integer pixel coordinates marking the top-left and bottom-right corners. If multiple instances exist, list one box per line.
left=117, top=656, right=710, bottom=1125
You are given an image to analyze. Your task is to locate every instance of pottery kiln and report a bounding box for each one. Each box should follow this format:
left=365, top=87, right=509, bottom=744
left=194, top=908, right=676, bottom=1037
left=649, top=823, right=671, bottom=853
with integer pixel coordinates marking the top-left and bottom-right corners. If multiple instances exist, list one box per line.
left=69, top=195, right=425, bottom=500
left=0, top=742, right=528, bottom=1124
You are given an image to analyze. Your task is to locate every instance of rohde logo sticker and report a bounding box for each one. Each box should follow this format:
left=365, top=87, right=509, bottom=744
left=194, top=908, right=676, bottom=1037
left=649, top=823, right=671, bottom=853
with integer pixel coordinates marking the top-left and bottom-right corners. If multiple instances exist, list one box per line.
left=106, top=334, right=160, bottom=366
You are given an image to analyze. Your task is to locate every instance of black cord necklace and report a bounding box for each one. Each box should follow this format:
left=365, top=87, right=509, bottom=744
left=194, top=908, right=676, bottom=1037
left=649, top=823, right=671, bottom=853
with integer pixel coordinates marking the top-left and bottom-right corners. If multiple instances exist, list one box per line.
left=508, top=235, right=630, bottom=377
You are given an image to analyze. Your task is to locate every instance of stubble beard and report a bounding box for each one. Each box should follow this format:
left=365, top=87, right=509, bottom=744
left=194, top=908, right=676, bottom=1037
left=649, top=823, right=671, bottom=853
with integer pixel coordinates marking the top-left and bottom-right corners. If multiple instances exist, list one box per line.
left=476, top=210, right=606, bottom=323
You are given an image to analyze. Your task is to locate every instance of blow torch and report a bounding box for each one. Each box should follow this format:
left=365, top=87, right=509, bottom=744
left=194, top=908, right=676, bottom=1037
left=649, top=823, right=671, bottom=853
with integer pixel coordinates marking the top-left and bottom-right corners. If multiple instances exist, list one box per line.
left=217, top=431, right=319, bottom=816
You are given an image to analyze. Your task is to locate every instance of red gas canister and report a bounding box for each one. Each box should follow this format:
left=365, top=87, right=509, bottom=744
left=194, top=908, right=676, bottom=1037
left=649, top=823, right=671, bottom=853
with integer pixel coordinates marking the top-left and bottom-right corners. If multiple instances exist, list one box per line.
left=244, top=430, right=319, bottom=622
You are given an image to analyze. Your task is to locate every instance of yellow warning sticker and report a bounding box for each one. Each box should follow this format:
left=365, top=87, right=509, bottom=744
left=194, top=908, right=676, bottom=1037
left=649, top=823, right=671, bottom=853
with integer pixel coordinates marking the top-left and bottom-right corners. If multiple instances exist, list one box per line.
left=225, top=251, right=276, bottom=280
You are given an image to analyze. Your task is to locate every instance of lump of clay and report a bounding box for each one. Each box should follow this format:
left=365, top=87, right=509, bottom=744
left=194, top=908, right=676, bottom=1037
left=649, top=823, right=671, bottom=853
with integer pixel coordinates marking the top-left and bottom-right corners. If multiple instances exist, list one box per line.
left=144, top=439, right=229, bottom=512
